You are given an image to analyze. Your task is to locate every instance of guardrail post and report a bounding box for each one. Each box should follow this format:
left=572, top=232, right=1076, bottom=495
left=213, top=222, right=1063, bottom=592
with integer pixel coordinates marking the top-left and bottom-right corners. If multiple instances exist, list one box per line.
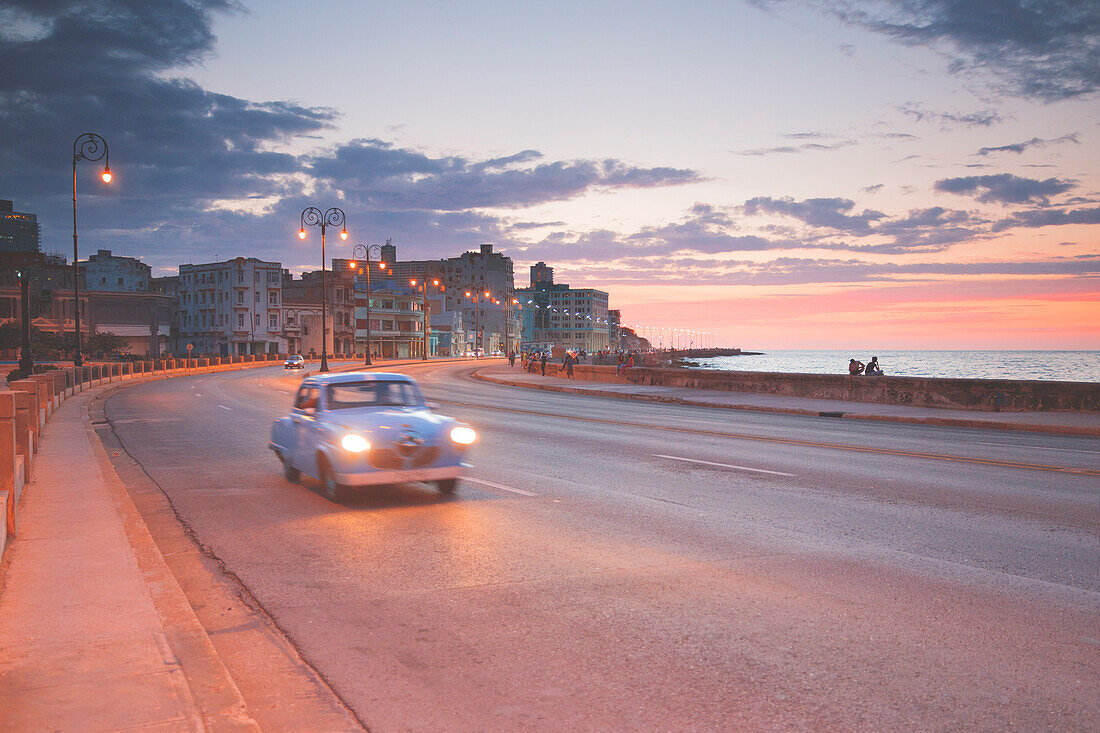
left=0, top=391, right=18, bottom=541
left=9, top=380, right=43, bottom=434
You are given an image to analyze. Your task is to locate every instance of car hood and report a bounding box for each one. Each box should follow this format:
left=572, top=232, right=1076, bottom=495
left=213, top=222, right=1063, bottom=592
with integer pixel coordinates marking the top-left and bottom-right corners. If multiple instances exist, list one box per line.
left=323, top=406, right=455, bottom=440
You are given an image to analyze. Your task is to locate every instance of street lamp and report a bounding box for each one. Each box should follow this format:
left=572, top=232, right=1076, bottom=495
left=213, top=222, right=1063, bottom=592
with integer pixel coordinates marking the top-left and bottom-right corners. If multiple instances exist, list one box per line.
left=72, top=132, right=112, bottom=367
left=298, top=206, right=347, bottom=372
left=351, top=243, right=384, bottom=365
left=410, top=274, right=444, bottom=361
left=15, top=269, right=32, bottom=377
left=463, top=282, right=490, bottom=358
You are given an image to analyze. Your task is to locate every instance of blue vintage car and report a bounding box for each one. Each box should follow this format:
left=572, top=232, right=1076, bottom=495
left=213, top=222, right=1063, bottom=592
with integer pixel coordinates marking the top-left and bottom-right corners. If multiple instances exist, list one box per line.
left=270, top=372, right=476, bottom=501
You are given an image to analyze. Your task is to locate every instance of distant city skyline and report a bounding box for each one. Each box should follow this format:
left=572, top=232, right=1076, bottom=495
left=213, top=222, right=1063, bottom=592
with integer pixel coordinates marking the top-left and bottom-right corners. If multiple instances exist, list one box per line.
left=1, top=0, right=1097, bottom=349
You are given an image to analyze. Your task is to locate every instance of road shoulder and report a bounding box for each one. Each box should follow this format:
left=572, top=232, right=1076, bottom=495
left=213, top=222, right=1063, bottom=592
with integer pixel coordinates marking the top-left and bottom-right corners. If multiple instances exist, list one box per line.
left=91, top=377, right=366, bottom=732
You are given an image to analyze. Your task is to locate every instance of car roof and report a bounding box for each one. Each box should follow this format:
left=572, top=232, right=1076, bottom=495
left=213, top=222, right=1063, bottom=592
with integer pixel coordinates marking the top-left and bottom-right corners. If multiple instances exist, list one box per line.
left=301, top=371, right=415, bottom=387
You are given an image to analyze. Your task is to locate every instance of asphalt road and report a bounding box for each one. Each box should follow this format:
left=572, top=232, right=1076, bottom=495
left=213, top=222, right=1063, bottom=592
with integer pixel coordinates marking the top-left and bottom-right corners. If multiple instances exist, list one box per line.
left=103, top=360, right=1100, bottom=732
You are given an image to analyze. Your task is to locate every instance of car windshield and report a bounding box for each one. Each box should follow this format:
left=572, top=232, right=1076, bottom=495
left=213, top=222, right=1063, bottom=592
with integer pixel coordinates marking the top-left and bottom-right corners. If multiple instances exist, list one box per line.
left=327, top=380, right=424, bottom=409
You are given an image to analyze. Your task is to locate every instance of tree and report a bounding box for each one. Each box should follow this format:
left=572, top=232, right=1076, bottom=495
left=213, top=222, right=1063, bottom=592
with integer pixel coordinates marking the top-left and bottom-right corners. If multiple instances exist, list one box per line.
left=0, top=323, right=20, bottom=351
left=85, top=331, right=129, bottom=356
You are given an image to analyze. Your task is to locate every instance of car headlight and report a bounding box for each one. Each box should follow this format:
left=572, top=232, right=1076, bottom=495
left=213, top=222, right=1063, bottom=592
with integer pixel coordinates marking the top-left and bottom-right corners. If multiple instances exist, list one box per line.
left=340, top=433, right=370, bottom=453
left=449, top=426, right=477, bottom=445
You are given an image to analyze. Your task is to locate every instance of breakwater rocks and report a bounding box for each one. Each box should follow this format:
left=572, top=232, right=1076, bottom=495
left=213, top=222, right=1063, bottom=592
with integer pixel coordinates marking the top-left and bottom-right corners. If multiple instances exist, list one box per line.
left=666, top=348, right=761, bottom=358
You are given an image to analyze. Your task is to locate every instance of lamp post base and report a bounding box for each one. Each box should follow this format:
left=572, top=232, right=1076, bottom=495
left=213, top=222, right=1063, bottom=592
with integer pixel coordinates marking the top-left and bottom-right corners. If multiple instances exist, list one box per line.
left=320, top=353, right=330, bottom=372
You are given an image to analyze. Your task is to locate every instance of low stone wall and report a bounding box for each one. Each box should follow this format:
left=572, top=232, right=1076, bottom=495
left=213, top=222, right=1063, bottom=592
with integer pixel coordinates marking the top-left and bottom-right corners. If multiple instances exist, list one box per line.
left=567, top=364, right=1099, bottom=413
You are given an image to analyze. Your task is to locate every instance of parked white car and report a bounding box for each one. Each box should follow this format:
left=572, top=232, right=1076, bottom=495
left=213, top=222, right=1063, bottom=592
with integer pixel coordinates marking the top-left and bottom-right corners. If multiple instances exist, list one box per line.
left=269, top=372, right=476, bottom=501
left=284, top=354, right=305, bottom=369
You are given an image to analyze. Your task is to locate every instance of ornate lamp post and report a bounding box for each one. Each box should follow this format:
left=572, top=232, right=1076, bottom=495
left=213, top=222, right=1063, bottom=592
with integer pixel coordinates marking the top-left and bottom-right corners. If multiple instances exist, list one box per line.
left=72, top=132, right=112, bottom=367
left=15, top=269, right=33, bottom=377
left=410, top=273, right=444, bottom=361
left=350, top=243, right=385, bottom=365
left=298, top=207, right=347, bottom=372
left=463, top=281, right=490, bottom=358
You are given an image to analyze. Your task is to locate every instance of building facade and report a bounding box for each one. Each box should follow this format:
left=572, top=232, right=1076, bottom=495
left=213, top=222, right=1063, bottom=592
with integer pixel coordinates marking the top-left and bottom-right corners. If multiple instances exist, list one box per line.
left=178, top=257, right=285, bottom=355
left=0, top=200, right=40, bottom=253
left=83, top=249, right=152, bottom=292
left=378, top=243, right=517, bottom=354
left=353, top=279, right=424, bottom=358
left=517, top=265, right=610, bottom=353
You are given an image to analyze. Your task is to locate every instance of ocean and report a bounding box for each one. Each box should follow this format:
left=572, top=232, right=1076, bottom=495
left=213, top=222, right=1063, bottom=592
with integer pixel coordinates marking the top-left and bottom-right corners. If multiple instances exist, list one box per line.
left=689, top=350, right=1100, bottom=383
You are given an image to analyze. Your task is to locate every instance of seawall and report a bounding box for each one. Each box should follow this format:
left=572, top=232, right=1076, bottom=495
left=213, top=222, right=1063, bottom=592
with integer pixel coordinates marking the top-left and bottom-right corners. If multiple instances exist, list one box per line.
left=556, top=364, right=1099, bottom=413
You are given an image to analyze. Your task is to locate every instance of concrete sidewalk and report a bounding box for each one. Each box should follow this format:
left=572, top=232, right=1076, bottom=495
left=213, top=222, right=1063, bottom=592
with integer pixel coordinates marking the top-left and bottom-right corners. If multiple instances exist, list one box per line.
left=0, top=387, right=260, bottom=731
left=476, top=364, right=1100, bottom=436
left=0, top=367, right=365, bottom=732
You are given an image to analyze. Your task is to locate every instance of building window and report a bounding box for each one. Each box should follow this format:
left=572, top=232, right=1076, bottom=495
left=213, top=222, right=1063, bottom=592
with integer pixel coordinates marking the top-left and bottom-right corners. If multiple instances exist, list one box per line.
left=237, top=291, right=244, bottom=304
left=269, top=314, right=278, bottom=329
left=255, top=313, right=260, bottom=325
left=269, top=292, right=278, bottom=305
left=237, top=313, right=244, bottom=328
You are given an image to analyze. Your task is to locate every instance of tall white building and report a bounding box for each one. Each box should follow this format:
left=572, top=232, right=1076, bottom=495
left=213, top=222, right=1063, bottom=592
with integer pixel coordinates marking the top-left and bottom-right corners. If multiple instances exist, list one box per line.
left=178, top=257, right=286, bottom=355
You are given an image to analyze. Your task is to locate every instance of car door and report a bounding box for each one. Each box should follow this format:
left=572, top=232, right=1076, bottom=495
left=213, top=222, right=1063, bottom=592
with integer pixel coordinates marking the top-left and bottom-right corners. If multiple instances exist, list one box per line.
left=290, top=385, right=321, bottom=475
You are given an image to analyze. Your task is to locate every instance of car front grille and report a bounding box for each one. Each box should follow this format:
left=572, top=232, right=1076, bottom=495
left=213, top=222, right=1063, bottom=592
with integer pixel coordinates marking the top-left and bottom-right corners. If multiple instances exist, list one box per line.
left=368, top=446, right=439, bottom=470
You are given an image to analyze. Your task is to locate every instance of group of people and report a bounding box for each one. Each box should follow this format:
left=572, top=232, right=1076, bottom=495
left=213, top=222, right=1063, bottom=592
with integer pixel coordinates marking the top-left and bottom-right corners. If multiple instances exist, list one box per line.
left=509, top=348, right=642, bottom=380
left=848, top=356, right=884, bottom=376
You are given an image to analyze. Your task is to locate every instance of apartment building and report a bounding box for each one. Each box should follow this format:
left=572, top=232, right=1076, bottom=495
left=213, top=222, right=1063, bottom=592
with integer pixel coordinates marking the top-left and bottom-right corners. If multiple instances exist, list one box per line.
left=178, top=257, right=285, bottom=355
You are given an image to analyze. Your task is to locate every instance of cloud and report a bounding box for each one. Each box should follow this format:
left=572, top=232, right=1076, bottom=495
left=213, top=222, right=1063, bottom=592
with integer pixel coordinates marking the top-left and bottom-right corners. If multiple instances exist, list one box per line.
left=307, top=139, right=700, bottom=211
left=976, top=133, right=1080, bottom=156
left=755, top=1, right=1100, bottom=101
left=896, top=103, right=1002, bottom=128
left=736, top=140, right=857, bottom=156
left=934, top=174, right=1075, bottom=205
left=992, top=207, right=1100, bottom=232
left=0, top=0, right=701, bottom=271
left=741, top=196, right=886, bottom=233
left=862, top=184, right=884, bottom=194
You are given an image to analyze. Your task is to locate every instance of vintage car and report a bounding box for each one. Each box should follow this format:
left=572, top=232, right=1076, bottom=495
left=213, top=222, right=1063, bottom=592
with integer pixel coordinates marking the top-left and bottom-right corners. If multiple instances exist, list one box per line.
left=284, top=354, right=305, bottom=369
left=270, top=372, right=476, bottom=501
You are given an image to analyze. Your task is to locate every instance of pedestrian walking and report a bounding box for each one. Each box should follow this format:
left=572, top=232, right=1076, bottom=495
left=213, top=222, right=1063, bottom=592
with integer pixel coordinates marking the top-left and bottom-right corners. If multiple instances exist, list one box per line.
left=540, top=351, right=547, bottom=376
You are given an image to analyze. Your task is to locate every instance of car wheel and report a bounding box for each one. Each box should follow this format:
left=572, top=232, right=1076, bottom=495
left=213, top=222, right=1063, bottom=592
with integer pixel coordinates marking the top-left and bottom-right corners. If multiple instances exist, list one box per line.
left=283, top=458, right=300, bottom=483
left=436, top=478, right=458, bottom=495
left=319, top=457, right=347, bottom=502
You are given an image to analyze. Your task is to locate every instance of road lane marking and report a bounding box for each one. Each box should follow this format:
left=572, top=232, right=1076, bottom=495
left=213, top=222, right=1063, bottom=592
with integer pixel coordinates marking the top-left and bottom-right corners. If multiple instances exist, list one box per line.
left=971, top=441, right=1100, bottom=454
left=218, top=405, right=233, bottom=411
left=435, top=400, right=1100, bottom=477
left=463, top=477, right=537, bottom=496
left=652, top=454, right=795, bottom=477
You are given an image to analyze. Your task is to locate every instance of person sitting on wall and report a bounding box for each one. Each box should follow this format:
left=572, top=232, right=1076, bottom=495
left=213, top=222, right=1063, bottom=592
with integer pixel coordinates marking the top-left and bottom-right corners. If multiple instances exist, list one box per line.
left=848, top=358, right=865, bottom=375
left=865, top=356, right=884, bottom=376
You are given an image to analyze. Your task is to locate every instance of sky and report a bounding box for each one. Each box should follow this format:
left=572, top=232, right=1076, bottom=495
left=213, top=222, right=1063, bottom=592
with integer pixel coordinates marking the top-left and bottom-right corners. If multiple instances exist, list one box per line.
left=1, top=0, right=1097, bottom=349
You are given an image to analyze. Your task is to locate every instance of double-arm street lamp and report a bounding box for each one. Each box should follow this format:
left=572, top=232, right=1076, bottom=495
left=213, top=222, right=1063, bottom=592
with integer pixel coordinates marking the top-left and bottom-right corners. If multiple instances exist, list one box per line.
left=298, top=207, right=347, bottom=372
left=410, top=273, right=444, bottom=361
left=349, top=243, right=385, bottom=365
left=463, top=282, right=491, bottom=358
left=72, top=132, right=113, bottom=367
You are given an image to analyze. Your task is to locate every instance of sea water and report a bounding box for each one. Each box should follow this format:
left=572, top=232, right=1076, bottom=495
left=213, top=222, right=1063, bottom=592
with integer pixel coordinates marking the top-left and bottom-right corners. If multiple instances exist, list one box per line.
left=690, top=350, right=1100, bottom=383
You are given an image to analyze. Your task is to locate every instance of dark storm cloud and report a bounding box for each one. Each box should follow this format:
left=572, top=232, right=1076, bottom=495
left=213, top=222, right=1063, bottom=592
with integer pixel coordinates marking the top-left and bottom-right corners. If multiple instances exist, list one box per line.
left=755, top=1, right=1100, bottom=100
left=934, top=174, right=1075, bottom=205
left=976, top=133, right=1080, bottom=156
left=0, top=0, right=700, bottom=270
left=307, top=139, right=699, bottom=211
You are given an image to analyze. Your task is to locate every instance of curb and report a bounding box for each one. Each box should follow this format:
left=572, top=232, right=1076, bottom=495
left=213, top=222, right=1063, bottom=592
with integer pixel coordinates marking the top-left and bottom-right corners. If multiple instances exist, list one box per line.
left=473, top=370, right=1100, bottom=437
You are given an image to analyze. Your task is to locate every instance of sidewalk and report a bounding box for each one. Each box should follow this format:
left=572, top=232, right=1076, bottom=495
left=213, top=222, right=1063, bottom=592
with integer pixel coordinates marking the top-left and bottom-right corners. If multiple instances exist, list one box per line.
left=0, top=388, right=260, bottom=731
left=475, top=364, right=1100, bottom=436
left=0, top=367, right=364, bottom=732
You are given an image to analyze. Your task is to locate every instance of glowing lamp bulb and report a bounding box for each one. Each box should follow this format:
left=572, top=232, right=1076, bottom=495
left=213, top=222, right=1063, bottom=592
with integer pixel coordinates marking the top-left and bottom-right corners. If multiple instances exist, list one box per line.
left=379, top=262, right=386, bottom=270
left=100, top=166, right=112, bottom=183
left=348, top=261, right=357, bottom=269
left=340, top=229, right=348, bottom=240
left=410, top=279, right=417, bottom=286
left=298, top=229, right=306, bottom=240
